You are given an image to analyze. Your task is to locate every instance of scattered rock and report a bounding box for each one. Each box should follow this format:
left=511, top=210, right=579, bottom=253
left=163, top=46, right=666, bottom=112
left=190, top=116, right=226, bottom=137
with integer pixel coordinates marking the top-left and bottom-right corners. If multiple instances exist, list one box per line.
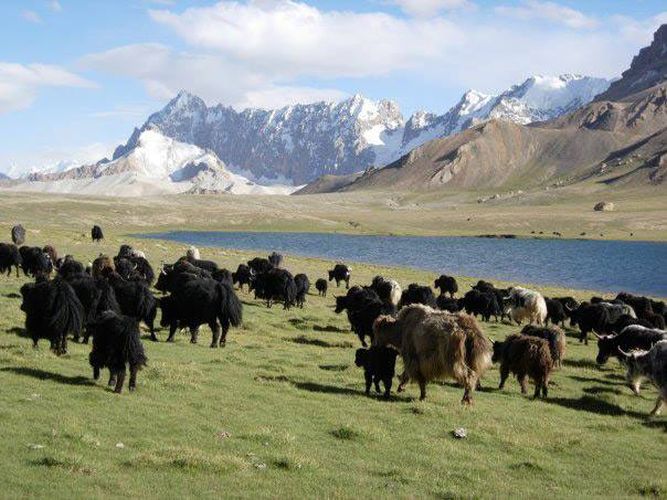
left=115, top=442, right=125, bottom=449
left=27, top=444, right=44, bottom=450
left=452, top=428, right=467, bottom=439
left=216, top=430, right=231, bottom=440
left=594, top=201, right=614, bottom=212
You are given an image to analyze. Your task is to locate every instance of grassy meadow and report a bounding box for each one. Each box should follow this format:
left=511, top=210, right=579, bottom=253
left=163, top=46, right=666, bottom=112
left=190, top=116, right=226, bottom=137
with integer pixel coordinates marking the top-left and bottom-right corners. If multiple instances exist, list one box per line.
left=0, top=195, right=665, bottom=499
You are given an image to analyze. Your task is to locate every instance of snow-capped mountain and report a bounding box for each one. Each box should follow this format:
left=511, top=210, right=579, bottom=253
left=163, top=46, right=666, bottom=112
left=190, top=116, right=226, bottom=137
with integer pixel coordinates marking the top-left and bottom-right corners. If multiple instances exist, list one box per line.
left=11, top=128, right=298, bottom=196
left=109, top=74, right=609, bottom=185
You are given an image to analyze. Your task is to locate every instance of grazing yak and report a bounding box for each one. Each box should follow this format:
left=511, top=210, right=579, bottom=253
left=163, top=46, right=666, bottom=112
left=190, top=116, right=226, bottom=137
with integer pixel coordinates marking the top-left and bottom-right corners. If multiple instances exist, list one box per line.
left=19, top=246, right=53, bottom=278
left=545, top=298, right=567, bottom=327
left=520, top=324, right=566, bottom=367
left=88, top=311, right=147, bottom=393
left=355, top=346, right=399, bottom=399
left=434, top=275, right=458, bottom=297
left=462, top=289, right=501, bottom=322
left=0, top=243, right=22, bottom=277
left=315, top=278, right=328, bottom=297
left=618, top=340, right=667, bottom=416
left=268, top=252, right=283, bottom=268
left=373, top=305, right=492, bottom=404
left=11, top=224, right=26, bottom=246
left=20, top=278, right=83, bottom=355
left=399, top=284, right=437, bottom=309
left=294, top=273, right=310, bottom=308
left=91, top=225, right=104, bottom=242
left=472, top=281, right=511, bottom=322
left=505, top=287, right=548, bottom=326
left=571, top=301, right=635, bottom=344
left=335, top=286, right=393, bottom=347
left=328, top=264, right=351, bottom=289
left=160, top=277, right=242, bottom=347
left=251, top=268, right=298, bottom=309
left=232, top=263, right=253, bottom=292
left=594, top=325, right=667, bottom=365
left=370, top=275, right=402, bottom=308
left=493, top=334, right=553, bottom=398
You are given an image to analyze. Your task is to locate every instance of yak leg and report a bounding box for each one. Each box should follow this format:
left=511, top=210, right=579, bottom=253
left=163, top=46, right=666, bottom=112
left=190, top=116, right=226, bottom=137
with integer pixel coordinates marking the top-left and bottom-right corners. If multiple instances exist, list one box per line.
left=374, top=376, right=382, bottom=394
left=108, top=371, right=117, bottom=387
left=397, top=371, right=409, bottom=392
left=93, top=366, right=100, bottom=380
left=166, top=323, right=177, bottom=342
left=518, top=373, right=528, bottom=394
left=364, top=372, right=372, bottom=396
left=114, top=367, right=126, bottom=394
left=499, top=365, right=510, bottom=389
left=358, top=332, right=367, bottom=348
left=219, top=320, right=229, bottom=347
left=541, top=379, right=549, bottom=399
left=128, top=365, right=139, bottom=391
left=383, top=376, right=393, bottom=399
left=533, top=377, right=543, bottom=399
left=416, top=374, right=427, bottom=401
left=210, top=322, right=221, bottom=348
left=650, top=396, right=665, bottom=416
left=190, top=326, right=199, bottom=344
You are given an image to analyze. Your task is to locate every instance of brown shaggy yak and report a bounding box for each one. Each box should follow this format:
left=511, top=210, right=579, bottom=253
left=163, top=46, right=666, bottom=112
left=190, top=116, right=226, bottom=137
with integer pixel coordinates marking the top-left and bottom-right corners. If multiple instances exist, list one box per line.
left=373, top=304, right=492, bottom=404
left=493, top=334, right=554, bottom=398
left=91, top=254, right=114, bottom=280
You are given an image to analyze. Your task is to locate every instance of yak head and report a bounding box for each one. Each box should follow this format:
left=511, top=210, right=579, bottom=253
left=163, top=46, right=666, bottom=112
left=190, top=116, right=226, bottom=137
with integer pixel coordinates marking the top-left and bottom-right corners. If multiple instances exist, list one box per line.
left=617, top=347, right=650, bottom=395
left=491, top=340, right=506, bottom=364
left=354, top=348, right=369, bottom=368
left=372, top=315, right=401, bottom=350
left=594, top=333, right=616, bottom=365
left=334, top=296, right=348, bottom=314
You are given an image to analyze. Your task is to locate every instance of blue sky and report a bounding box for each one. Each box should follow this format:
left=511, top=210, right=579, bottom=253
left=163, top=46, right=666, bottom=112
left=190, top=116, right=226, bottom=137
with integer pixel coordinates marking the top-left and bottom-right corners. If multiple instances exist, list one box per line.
left=1, top=0, right=666, bottom=175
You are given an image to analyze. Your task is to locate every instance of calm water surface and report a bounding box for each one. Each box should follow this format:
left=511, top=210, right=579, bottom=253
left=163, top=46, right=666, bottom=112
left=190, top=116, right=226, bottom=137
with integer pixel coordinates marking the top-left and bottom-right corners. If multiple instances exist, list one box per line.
left=138, top=231, right=667, bottom=296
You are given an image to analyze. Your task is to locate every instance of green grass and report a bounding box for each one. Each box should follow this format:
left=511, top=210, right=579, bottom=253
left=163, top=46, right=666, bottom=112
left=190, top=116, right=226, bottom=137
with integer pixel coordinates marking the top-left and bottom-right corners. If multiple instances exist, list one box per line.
left=0, top=199, right=665, bottom=499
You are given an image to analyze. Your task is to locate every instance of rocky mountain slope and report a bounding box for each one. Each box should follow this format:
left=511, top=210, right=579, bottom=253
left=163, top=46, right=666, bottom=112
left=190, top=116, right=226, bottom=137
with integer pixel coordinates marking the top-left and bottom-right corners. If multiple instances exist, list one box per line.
left=110, top=75, right=608, bottom=185
left=317, top=26, right=667, bottom=194
left=12, top=128, right=297, bottom=197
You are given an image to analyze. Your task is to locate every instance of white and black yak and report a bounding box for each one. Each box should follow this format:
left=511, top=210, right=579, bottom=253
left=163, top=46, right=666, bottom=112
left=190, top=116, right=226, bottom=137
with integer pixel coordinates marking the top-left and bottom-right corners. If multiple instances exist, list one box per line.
left=594, top=325, right=667, bottom=365
left=160, top=277, right=242, bottom=347
left=504, top=287, right=548, bottom=326
left=618, top=340, right=667, bottom=416
left=88, top=311, right=147, bottom=393
left=0, top=242, right=22, bottom=277
left=20, top=278, right=84, bottom=355
left=370, top=275, right=402, bottom=308
left=373, top=304, right=492, bottom=404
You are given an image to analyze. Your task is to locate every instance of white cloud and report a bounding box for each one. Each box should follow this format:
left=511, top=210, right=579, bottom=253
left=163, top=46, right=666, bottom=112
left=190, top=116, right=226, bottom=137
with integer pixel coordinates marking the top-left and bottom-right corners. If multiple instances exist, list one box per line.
left=495, top=0, right=598, bottom=30
left=389, top=0, right=474, bottom=17
left=22, top=10, right=42, bottom=24
left=48, top=1, right=62, bottom=12
left=0, top=63, right=95, bottom=114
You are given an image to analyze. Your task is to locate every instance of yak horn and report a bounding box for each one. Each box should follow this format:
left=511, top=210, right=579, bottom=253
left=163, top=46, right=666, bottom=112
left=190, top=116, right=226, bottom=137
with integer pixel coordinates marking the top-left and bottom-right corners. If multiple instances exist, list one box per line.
left=592, top=332, right=602, bottom=339
left=617, top=347, right=631, bottom=358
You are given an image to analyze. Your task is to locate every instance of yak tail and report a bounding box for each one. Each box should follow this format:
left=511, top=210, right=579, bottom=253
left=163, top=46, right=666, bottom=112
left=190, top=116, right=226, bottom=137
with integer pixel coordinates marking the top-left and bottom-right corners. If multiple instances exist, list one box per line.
left=96, top=280, right=121, bottom=314
left=218, top=282, right=243, bottom=328
left=49, top=278, right=84, bottom=340
left=458, top=315, right=493, bottom=376
left=136, top=285, right=157, bottom=324
left=120, top=315, right=148, bottom=367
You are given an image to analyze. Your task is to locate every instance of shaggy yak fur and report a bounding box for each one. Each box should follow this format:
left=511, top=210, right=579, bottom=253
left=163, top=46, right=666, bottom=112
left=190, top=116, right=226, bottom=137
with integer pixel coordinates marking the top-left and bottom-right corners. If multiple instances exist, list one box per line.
left=103, top=271, right=158, bottom=341
left=247, top=257, right=273, bottom=275
left=88, top=311, right=147, bottom=393
left=399, top=283, right=437, bottom=309
left=268, top=252, right=283, bottom=268
left=186, top=246, right=201, bottom=261
left=520, top=324, right=566, bottom=367
left=505, top=287, right=548, bottom=326
left=436, top=295, right=463, bottom=313
left=11, top=224, right=26, bottom=245
left=336, top=286, right=393, bottom=347
left=251, top=268, right=297, bottom=309
left=434, top=275, right=458, bottom=297
left=594, top=325, right=667, bottom=365
left=0, top=242, right=22, bottom=277
left=91, top=225, right=104, bottom=242
left=42, top=245, right=58, bottom=267
left=370, top=275, right=402, bottom=308
left=545, top=298, right=567, bottom=327
left=372, top=305, right=492, bottom=404
left=355, top=346, right=399, bottom=399
left=232, top=264, right=253, bottom=292
left=328, top=264, right=351, bottom=289
left=493, top=334, right=553, bottom=398
left=315, top=278, right=328, bottom=297
left=618, top=340, right=667, bottom=416
left=185, top=254, right=219, bottom=274
left=91, top=255, right=114, bottom=280
left=19, top=246, right=52, bottom=278
left=294, top=273, right=310, bottom=308
left=20, top=278, right=84, bottom=354
left=113, top=255, right=155, bottom=286
left=156, top=261, right=212, bottom=293
left=570, top=302, right=633, bottom=345
left=160, top=277, right=242, bottom=347
left=57, top=256, right=85, bottom=280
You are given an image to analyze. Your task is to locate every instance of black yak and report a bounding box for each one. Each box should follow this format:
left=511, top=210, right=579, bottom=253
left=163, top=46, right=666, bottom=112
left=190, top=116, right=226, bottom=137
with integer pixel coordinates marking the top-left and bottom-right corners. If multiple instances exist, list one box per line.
left=315, top=278, right=328, bottom=297
left=160, top=278, right=242, bottom=347
left=20, top=278, right=83, bottom=354
left=251, top=268, right=297, bottom=309
left=232, top=263, right=253, bottom=292
left=88, top=311, right=147, bottom=393
left=103, top=271, right=158, bottom=341
left=294, top=273, right=310, bottom=308
left=248, top=257, right=273, bottom=275
left=57, top=255, right=85, bottom=280
left=434, top=275, right=458, bottom=297
left=399, top=284, right=437, bottom=309
left=0, top=242, right=22, bottom=277
left=355, top=346, right=399, bottom=399
left=328, top=264, right=350, bottom=288
left=268, top=252, right=283, bottom=268
left=91, top=225, right=104, bottom=242
left=19, top=246, right=52, bottom=278
left=335, top=286, right=393, bottom=347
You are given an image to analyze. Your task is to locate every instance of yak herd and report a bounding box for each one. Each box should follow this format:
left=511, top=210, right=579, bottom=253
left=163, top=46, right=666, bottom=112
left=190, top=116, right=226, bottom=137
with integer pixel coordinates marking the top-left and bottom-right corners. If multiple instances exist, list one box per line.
left=0, top=224, right=666, bottom=416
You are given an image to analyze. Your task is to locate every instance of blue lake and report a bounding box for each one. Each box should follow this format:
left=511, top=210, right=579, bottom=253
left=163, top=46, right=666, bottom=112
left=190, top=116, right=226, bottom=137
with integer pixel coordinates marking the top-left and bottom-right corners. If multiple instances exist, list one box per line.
left=138, top=231, right=667, bottom=297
